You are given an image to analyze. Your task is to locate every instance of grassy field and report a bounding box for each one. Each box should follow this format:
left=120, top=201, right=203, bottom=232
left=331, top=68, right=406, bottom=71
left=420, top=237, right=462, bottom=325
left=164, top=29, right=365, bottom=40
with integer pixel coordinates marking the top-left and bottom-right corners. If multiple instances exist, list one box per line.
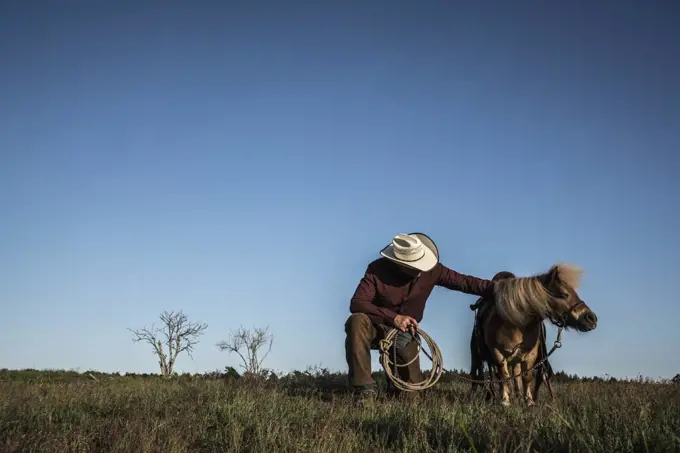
left=1, top=369, right=678, bottom=453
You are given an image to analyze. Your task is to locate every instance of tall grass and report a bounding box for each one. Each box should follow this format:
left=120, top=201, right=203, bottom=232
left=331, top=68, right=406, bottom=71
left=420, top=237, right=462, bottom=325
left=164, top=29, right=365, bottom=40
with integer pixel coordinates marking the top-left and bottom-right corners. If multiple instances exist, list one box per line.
left=1, top=369, right=678, bottom=452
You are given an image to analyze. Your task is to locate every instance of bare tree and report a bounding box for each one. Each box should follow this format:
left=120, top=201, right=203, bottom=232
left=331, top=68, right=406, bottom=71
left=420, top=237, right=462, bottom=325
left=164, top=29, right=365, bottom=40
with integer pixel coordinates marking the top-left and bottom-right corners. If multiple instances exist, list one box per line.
left=129, top=310, right=208, bottom=377
left=216, top=326, right=274, bottom=376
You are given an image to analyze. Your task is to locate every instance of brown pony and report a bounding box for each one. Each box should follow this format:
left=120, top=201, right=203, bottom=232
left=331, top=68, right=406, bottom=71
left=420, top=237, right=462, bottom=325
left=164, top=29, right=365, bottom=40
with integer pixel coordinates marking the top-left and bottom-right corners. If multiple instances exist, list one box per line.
left=469, top=264, right=598, bottom=406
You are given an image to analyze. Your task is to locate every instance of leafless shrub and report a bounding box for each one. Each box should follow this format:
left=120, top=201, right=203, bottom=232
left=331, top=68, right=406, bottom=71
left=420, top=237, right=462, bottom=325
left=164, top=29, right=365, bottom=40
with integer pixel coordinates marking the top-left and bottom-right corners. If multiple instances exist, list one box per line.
left=128, top=310, right=208, bottom=377
left=216, top=326, right=274, bottom=376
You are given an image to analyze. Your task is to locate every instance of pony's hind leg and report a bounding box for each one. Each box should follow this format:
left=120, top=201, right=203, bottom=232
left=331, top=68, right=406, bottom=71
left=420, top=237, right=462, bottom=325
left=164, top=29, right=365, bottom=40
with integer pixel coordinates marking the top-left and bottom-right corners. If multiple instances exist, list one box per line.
left=512, top=362, right=524, bottom=402
left=485, top=364, right=497, bottom=402
left=499, top=366, right=512, bottom=406
left=469, top=333, right=481, bottom=395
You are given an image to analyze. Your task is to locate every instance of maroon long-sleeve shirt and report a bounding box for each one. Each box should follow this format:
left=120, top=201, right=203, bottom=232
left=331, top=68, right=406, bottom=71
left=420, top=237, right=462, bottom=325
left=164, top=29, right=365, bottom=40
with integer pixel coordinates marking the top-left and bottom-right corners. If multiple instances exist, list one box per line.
left=349, top=258, right=495, bottom=326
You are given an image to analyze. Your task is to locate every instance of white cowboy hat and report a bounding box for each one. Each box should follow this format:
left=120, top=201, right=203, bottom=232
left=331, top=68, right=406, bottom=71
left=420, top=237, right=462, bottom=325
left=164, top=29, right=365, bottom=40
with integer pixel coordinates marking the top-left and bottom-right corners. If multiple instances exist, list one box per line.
left=380, top=232, right=440, bottom=273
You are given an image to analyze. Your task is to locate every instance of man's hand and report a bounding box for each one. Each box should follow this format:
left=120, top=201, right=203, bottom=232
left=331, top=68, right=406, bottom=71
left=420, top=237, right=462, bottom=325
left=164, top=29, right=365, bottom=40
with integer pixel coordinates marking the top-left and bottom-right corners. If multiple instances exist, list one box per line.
left=393, top=315, right=418, bottom=334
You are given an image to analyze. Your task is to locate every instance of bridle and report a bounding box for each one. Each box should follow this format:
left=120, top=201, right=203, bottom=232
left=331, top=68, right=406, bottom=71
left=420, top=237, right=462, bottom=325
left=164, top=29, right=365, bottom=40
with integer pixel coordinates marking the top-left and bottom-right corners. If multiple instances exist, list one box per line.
left=548, top=298, right=587, bottom=329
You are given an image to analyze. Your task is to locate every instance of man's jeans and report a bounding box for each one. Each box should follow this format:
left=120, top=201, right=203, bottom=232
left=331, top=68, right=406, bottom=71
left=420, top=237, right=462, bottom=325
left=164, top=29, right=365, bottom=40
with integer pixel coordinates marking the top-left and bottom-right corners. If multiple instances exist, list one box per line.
left=344, top=313, right=423, bottom=392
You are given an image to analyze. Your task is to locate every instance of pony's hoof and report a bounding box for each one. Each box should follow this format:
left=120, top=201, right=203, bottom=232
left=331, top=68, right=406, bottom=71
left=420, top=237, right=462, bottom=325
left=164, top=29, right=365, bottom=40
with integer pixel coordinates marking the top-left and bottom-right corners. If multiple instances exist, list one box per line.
left=500, top=400, right=511, bottom=407
left=526, top=400, right=536, bottom=407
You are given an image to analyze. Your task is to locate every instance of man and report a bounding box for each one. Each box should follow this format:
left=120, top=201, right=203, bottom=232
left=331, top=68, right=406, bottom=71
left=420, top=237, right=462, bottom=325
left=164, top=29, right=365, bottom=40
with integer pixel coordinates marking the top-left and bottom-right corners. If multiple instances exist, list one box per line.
left=345, top=232, right=496, bottom=404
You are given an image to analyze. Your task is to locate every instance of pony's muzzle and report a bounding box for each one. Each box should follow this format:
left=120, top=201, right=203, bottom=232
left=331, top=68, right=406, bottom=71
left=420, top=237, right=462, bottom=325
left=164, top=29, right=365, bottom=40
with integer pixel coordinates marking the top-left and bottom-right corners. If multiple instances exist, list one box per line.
left=582, top=312, right=598, bottom=329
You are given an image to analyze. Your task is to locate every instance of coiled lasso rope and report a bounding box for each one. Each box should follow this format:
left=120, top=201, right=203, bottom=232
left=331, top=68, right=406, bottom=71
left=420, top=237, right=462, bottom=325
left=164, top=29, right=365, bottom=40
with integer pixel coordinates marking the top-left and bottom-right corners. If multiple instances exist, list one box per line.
left=378, top=326, right=444, bottom=392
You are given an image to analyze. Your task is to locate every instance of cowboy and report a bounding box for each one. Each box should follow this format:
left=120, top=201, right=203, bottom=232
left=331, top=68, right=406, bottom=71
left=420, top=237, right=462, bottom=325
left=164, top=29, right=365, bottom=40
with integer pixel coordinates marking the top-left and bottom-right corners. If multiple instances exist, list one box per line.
left=345, top=232, right=496, bottom=403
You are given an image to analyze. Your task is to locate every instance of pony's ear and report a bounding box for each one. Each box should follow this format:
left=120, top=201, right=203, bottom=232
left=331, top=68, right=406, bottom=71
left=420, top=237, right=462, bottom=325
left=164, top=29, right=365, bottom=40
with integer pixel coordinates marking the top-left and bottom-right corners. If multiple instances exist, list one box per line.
left=541, top=265, right=561, bottom=290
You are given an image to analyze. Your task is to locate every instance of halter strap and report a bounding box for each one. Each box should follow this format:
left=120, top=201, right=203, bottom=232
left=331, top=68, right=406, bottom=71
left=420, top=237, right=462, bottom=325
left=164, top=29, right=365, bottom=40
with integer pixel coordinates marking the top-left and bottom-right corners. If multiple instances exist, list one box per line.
left=550, top=299, right=586, bottom=328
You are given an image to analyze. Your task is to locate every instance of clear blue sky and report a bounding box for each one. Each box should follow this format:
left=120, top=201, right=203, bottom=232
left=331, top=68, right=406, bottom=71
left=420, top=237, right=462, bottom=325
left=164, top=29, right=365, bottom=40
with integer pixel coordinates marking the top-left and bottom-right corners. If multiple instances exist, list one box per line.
left=1, top=1, right=678, bottom=380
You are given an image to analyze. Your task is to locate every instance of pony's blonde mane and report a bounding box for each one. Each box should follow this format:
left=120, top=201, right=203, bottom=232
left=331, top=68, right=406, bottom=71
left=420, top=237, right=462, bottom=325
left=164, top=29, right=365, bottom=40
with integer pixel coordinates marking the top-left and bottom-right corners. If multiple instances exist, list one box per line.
left=493, top=263, right=584, bottom=326
left=555, top=263, right=583, bottom=290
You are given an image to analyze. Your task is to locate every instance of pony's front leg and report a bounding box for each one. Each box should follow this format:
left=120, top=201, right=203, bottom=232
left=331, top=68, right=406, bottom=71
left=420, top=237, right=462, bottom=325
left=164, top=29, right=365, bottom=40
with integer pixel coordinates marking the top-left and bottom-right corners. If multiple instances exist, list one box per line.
left=522, top=367, right=536, bottom=407
left=522, top=348, right=540, bottom=406
left=496, top=361, right=512, bottom=407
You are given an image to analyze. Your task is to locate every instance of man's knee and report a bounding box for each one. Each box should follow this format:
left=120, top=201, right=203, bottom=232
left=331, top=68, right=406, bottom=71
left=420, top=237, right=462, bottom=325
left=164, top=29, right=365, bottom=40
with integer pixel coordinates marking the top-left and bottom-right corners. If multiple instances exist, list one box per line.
left=393, top=330, right=414, bottom=352
left=397, top=336, right=420, bottom=360
left=345, top=313, right=377, bottom=343
left=345, top=312, right=373, bottom=334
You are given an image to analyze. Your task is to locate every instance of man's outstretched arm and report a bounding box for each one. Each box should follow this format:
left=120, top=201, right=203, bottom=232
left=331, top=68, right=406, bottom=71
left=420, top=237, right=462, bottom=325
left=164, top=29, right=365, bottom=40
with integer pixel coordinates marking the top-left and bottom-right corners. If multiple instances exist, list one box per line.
left=349, top=267, right=400, bottom=325
left=436, top=264, right=495, bottom=298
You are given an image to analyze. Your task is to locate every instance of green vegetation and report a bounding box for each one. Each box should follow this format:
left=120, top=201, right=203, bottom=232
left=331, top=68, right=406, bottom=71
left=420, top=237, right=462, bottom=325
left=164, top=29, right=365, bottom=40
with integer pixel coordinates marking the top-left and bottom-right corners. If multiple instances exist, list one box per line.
left=1, top=368, right=678, bottom=453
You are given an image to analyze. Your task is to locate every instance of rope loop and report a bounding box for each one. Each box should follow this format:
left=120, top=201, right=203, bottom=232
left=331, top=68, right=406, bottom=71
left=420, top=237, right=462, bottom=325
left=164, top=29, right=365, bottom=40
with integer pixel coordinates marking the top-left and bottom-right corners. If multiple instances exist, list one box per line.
left=378, top=327, right=444, bottom=392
